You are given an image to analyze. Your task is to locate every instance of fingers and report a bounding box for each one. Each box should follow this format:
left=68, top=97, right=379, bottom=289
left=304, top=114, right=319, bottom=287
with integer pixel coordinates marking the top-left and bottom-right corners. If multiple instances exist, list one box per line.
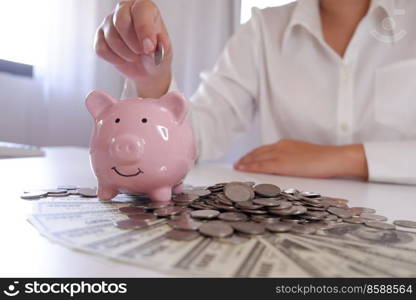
left=235, top=160, right=278, bottom=174
left=130, top=0, right=160, bottom=54
left=102, top=15, right=138, bottom=62
left=236, top=144, right=275, bottom=165
left=94, top=28, right=126, bottom=66
left=113, top=1, right=141, bottom=54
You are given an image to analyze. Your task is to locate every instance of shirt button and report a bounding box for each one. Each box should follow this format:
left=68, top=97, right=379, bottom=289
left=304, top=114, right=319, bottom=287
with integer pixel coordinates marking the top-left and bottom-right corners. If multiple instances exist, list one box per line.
left=341, top=69, right=349, bottom=82
left=340, top=122, right=349, bottom=132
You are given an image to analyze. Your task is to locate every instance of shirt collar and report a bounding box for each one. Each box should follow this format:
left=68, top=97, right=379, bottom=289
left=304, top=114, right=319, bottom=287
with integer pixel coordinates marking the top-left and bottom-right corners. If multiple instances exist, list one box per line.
left=281, top=0, right=398, bottom=50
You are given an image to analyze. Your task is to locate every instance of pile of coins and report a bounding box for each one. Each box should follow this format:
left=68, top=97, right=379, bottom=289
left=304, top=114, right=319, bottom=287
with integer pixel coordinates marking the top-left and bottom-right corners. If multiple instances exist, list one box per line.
left=111, top=182, right=416, bottom=242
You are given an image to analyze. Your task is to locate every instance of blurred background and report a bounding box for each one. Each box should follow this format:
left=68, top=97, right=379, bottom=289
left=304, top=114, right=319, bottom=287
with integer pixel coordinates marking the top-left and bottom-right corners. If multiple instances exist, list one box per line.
left=0, top=0, right=293, bottom=160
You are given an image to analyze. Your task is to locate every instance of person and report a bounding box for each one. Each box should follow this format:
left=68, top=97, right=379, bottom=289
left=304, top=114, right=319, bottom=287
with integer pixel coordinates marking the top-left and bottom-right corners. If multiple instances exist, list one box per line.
left=94, top=0, right=416, bottom=185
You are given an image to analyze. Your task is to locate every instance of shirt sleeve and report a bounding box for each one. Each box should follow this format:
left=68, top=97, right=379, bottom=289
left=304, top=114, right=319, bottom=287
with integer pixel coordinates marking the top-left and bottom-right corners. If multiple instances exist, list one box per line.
left=364, top=141, right=416, bottom=185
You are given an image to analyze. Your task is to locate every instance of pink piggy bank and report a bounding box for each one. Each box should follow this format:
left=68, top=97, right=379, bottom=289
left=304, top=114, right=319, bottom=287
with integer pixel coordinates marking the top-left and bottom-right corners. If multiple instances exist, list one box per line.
left=85, top=90, right=196, bottom=202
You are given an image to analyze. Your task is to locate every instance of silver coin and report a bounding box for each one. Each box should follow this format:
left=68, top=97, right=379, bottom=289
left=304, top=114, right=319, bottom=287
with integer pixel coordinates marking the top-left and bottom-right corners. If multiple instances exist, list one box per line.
left=230, top=221, right=265, bottom=235
left=154, top=41, right=164, bottom=66
left=115, top=219, right=148, bottom=229
left=360, top=213, right=388, bottom=222
left=172, top=194, right=199, bottom=203
left=305, top=211, right=329, bottom=219
left=393, top=220, right=416, bottom=228
left=253, top=198, right=282, bottom=207
left=167, top=219, right=203, bottom=231
left=327, top=207, right=353, bottom=219
left=166, top=229, right=200, bottom=241
left=267, top=200, right=292, bottom=210
left=241, top=209, right=268, bottom=215
left=350, top=207, right=376, bottom=215
left=78, top=188, right=97, bottom=197
left=57, top=185, right=78, bottom=190
left=47, top=191, right=70, bottom=197
left=119, top=206, right=146, bottom=215
left=282, top=188, right=299, bottom=195
left=224, top=182, right=254, bottom=202
left=254, top=183, right=281, bottom=197
left=190, top=209, right=220, bottom=219
left=186, top=189, right=211, bottom=197
left=20, top=191, right=48, bottom=200
left=269, top=205, right=306, bottom=216
left=344, top=217, right=366, bottom=224
left=251, top=215, right=280, bottom=224
left=153, top=206, right=183, bottom=217
left=265, top=222, right=293, bottom=233
left=199, top=221, right=234, bottom=238
left=364, top=221, right=395, bottom=230
left=45, top=188, right=68, bottom=194
left=218, top=212, right=248, bottom=222
left=291, top=224, right=317, bottom=234
left=127, top=213, right=157, bottom=222
left=235, top=200, right=263, bottom=210
left=300, top=191, right=321, bottom=198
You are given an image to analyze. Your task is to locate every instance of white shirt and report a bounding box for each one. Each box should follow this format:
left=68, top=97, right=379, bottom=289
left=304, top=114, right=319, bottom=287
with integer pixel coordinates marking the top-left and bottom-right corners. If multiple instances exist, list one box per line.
left=123, top=0, right=416, bottom=185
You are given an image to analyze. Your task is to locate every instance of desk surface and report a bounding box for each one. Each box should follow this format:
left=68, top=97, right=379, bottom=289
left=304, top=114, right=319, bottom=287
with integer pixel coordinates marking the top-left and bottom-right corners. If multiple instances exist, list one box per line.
left=1, top=147, right=415, bottom=277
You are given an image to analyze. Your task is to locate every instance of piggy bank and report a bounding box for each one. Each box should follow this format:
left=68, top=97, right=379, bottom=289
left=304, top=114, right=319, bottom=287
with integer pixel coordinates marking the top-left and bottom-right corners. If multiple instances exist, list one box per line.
left=85, top=90, right=197, bottom=202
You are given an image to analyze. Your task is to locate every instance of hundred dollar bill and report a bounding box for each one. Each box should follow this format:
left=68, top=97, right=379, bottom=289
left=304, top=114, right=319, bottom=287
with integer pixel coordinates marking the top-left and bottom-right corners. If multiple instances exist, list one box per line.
left=33, top=201, right=130, bottom=214
left=259, top=233, right=388, bottom=277
left=290, top=234, right=416, bottom=277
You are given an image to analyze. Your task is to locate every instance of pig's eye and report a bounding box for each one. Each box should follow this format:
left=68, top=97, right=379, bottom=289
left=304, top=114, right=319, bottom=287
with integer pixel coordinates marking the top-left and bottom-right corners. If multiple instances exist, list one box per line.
left=115, top=118, right=120, bottom=123
left=141, top=118, right=148, bottom=123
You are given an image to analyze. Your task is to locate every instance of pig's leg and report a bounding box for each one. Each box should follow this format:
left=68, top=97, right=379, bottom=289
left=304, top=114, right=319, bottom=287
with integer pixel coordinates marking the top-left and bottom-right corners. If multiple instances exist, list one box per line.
left=149, top=187, right=172, bottom=202
left=172, top=182, right=184, bottom=195
left=97, top=183, right=118, bottom=201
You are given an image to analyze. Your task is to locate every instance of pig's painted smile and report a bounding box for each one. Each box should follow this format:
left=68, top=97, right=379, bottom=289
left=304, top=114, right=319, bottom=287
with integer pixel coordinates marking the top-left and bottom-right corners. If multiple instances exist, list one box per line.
left=111, top=167, right=144, bottom=177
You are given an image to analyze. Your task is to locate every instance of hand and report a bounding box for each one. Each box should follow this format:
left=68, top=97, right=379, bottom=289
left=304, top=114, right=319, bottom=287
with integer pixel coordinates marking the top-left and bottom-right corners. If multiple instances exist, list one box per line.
left=234, top=139, right=368, bottom=180
left=94, top=0, right=172, bottom=98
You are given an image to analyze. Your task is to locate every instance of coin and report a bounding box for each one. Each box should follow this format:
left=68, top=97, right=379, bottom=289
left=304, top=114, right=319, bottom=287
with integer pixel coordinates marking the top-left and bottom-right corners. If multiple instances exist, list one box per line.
left=167, top=219, right=203, bottom=231
left=224, top=182, right=254, bottom=202
left=145, top=202, right=170, bottom=210
left=327, top=207, right=353, bottom=219
left=265, top=222, right=293, bottom=233
left=350, top=207, right=376, bottom=215
left=282, top=188, right=299, bottom=195
left=269, top=205, right=306, bottom=216
left=119, top=206, right=146, bottom=215
left=251, top=215, right=280, bottom=224
left=254, top=183, right=281, bottom=197
left=166, top=229, right=200, bottom=241
left=253, top=198, right=282, bottom=207
left=20, top=191, right=48, bottom=200
left=393, top=220, right=416, bottom=228
left=344, top=217, right=366, bottom=224
left=360, top=213, right=388, bottom=222
left=230, top=221, right=265, bottom=235
left=291, top=224, right=317, bottom=234
left=172, top=194, right=199, bottom=203
left=154, top=41, right=164, bottom=66
left=78, top=188, right=97, bottom=197
left=153, top=206, right=183, bottom=217
left=218, top=212, right=248, bottom=222
left=186, top=189, right=211, bottom=197
left=235, top=200, right=263, bottom=210
left=268, top=201, right=292, bottom=210
left=115, top=219, right=148, bottom=229
left=190, top=209, right=220, bottom=219
left=127, top=213, right=157, bottom=222
left=199, top=221, right=234, bottom=238
left=364, top=221, right=395, bottom=230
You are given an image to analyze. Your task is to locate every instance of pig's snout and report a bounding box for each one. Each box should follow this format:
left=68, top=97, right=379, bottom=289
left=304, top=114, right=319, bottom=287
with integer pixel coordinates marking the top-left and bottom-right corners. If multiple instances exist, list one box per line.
left=110, top=135, right=144, bottom=164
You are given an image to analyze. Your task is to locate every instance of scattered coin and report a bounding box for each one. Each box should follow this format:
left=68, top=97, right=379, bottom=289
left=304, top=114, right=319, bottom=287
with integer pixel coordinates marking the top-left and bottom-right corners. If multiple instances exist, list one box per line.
left=344, top=217, right=366, bottom=224
left=21, top=191, right=48, bottom=200
left=115, top=219, right=148, bottom=229
left=166, top=229, right=200, bottom=241
left=199, top=221, right=234, bottom=238
left=253, top=198, right=281, bottom=207
left=350, top=207, right=376, bottom=215
left=393, top=220, right=416, bottom=228
left=265, top=222, right=293, bottom=233
left=254, top=184, right=281, bottom=197
left=218, top=212, right=248, bottom=222
left=360, top=213, right=388, bottom=222
left=145, top=202, right=170, bottom=210
left=172, top=194, right=199, bottom=203
left=168, top=219, right=203, bottom=231
left=327, top=207, right=353, bottom=219
left=153, top=206, right=183, bottom=217
left=190, top=209, right=220, bottom=219
left=78, top=188, right=97, bottom=197
left=230, top=221, right=265, bottom=235
left=119, top=206, right=146, bottom=215
left=364, top=221, right=395, bottom=230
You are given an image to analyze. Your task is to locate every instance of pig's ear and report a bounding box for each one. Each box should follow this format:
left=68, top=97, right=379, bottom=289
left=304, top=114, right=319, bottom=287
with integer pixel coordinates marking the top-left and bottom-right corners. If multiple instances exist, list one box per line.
left=85, top=90, right=117, bottom=119
left=160, top=91, right=188, bottom=123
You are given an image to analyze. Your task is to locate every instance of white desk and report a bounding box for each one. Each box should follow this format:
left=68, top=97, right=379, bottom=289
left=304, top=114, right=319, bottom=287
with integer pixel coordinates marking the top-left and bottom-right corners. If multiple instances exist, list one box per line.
left=1, top=147, right=415, bottom=277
